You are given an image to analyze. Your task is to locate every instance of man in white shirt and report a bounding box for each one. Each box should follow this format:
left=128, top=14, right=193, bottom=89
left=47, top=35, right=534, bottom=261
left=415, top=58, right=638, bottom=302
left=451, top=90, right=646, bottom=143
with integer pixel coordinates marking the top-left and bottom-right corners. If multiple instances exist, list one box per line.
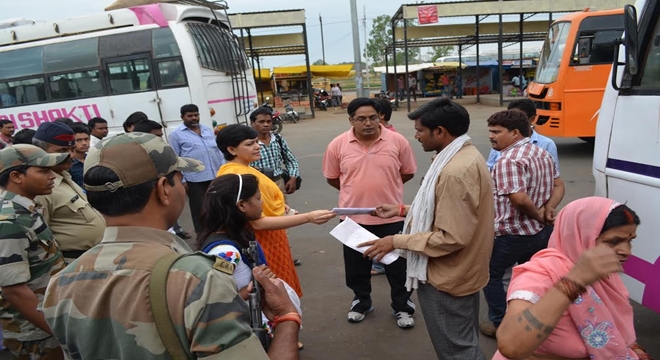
left=88, top=117, right=108, bottom=148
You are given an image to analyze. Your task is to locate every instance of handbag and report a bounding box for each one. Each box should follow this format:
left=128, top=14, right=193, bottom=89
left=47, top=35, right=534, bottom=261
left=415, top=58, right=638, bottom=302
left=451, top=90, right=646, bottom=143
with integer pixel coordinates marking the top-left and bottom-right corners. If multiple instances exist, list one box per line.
left=275, top=134, right=302, bottom=190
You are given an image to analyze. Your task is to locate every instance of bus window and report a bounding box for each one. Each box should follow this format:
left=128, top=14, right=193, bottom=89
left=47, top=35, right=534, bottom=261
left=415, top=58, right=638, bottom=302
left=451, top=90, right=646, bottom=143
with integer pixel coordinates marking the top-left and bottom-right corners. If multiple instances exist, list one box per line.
left=49, top=70, right=103, bottom=100
left=187, top=22, right=249, bottom=72
left=158, top=60, right=186, bottom=87
left=0, top=47, right=44, bottom=80
left=640, top=19, right=660, bottom=87
left=0, top=78, right=47, bottom=107
left=152, top=28, right=181, bottom=59
left=44, top=38, right=99, bottom=73
left=535, top=22, right=571, bottom=83
left=107, top=58, right=153, bottom=94
left=572, top=30, right=623, bottom=65
left=99, top=30, right=151, bottom=59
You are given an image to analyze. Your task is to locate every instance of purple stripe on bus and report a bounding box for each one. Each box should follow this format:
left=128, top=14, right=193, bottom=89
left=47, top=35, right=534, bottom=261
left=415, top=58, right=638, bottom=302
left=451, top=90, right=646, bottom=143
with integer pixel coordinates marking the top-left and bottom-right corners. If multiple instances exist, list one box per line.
left=207, top=95, right=257, bottom=104
left=623, top=255, right=660, bottom=313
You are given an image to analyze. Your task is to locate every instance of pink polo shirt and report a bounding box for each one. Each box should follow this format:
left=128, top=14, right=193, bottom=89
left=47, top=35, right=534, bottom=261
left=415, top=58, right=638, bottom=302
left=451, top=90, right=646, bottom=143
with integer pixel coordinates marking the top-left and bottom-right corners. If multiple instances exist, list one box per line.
left=323, top=125, right=417, bottom=225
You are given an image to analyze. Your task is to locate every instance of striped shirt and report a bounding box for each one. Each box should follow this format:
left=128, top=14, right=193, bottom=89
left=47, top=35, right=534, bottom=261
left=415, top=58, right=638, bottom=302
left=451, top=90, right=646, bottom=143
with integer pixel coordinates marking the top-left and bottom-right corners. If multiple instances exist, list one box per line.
left=168, top=124, right=225, bottom=183
left=492, top=138, right=557, bottom=236
left=251, top=133, right=300, bottom=178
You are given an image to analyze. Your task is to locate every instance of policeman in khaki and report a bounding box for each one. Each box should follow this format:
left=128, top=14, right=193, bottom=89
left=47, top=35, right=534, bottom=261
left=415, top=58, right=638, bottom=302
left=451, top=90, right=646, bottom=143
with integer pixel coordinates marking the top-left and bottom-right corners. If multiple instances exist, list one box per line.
left=32, top=122, right=105, bottom=261
left=43, top=133, right=302, bottom=360
left=0, top=144, right=69, bottom=359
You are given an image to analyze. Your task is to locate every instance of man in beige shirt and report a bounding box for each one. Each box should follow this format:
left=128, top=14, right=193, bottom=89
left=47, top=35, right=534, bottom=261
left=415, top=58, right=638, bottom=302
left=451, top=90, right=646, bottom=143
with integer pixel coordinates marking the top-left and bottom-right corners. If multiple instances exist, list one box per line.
left=33, top=122, right=105, bottom=261
left=360, top=98, right=493, bottom=360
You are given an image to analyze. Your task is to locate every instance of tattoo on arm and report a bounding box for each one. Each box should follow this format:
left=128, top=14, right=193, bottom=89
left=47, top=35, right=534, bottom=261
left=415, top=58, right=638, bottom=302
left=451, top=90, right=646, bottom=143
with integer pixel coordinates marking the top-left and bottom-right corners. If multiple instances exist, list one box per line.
left=520, top=309, right=555, bottom=339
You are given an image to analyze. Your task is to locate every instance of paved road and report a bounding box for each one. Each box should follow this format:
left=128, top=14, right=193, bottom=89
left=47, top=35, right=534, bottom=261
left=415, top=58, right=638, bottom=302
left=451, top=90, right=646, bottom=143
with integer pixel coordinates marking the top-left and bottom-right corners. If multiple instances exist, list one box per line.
left=3, top=100, right=657, bottom=359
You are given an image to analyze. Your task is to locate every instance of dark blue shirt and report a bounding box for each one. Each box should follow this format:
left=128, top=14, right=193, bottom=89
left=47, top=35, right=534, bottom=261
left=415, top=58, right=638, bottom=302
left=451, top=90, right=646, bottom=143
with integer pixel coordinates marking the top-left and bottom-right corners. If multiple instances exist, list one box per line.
left=69, top=158, right=84, bottom=189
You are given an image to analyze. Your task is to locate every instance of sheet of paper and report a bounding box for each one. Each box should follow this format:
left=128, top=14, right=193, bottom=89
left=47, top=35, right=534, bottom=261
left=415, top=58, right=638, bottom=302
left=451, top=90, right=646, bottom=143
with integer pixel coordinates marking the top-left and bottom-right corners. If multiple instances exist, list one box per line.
left=332, top=207, right=376, bottom=215
left=329, top=217, right=399, bottom=265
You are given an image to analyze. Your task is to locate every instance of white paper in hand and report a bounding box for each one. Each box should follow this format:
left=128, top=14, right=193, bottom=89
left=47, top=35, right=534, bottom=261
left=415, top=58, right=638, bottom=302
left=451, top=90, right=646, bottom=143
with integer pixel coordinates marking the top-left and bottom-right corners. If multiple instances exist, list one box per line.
left=329, top=217, right=399, bottom=265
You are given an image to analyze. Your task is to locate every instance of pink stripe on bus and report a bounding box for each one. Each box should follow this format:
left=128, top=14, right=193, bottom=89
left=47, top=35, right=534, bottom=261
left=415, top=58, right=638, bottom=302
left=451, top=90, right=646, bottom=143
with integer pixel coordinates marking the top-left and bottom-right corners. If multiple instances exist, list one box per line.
left=129, top=4, right=168, bottom=28
left=207, top=95, right=257, bottom=104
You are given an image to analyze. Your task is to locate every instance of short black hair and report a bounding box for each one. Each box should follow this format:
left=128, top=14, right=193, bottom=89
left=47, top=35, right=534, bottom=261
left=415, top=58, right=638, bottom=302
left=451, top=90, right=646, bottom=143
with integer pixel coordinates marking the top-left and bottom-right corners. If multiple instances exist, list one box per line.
left=124, top=112, right=148, bottom=132
left=507, top=99, right=537, bottom=120
left=84, top=166, right=176, bottom=216
left=375, top=98, right=392, bottom=121
left=54, top=118, right=75, bottom=128
left=70, top=123, right=90, bottom=135
left=0, top=165, right=28, bottom=188
left=13, top=129, right=36, bottom=145
left=601, top=204, right=640, bottom=234
left=0, top=120, right=13, bottom=128
left=249, top=107, right=273, bottom=122
left=216, top=124, right=258, bottom=161
left=88, top=117, right=107, bottom=129
left=180, top=104, right=199, bottom=116
left=408, top=97, right=470, bottom=137
left=487, top=110, right=530, bottom=137
left=133, top=120, right=163, bottom=133
left=347, top=98, right=381, bottom=118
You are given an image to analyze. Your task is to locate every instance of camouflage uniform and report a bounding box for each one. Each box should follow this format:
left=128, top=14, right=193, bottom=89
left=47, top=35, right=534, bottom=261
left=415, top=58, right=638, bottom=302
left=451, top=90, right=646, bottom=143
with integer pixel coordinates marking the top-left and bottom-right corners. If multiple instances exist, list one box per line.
left=42, top=133, right=269, bottom=359
left=0, top=145, right=70, bottom=359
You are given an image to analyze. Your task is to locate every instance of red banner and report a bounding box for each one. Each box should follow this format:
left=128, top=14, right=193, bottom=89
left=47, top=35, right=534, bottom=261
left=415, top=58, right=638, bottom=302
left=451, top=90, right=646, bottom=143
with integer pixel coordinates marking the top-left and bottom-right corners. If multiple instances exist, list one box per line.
left=418, top=5, right=438, bottom=25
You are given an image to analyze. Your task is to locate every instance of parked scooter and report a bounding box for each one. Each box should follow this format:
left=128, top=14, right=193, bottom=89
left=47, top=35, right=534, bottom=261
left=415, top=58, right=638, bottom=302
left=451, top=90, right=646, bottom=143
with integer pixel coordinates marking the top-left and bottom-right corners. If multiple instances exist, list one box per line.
left=378, top=90, right=399, bottom=111
left=283, top=101, right=300, bottom=123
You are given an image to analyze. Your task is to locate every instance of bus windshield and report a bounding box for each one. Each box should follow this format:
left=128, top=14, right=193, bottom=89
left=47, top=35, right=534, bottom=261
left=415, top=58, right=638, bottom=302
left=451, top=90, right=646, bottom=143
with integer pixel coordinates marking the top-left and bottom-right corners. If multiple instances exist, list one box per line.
left=535, top=22, right=572, bottom=84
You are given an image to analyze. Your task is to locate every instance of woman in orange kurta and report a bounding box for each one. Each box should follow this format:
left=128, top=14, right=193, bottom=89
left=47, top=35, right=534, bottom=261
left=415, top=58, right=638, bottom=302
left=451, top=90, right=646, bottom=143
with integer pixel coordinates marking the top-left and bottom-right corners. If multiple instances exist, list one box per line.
left=214, top=124, right=336, bottom=297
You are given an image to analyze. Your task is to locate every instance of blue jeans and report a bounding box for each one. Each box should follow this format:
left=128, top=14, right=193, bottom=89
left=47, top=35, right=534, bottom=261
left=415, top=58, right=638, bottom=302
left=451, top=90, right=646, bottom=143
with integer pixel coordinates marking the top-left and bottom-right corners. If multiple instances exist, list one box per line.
left=483, top=225, right=553, bottom=326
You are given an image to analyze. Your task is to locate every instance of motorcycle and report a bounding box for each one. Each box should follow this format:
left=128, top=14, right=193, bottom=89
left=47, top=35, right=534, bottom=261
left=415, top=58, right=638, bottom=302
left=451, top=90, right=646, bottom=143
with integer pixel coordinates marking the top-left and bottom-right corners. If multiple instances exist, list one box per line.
left=314, top=94, right=328, bottom=111
left=378, top=90, right=399, bottom=111
left=283, top=102, right=300, bottom=123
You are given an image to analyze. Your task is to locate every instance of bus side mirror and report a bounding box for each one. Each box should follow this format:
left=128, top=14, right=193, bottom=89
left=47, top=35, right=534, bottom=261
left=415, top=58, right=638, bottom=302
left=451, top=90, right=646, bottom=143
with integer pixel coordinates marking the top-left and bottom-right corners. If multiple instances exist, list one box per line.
left=623, top=4, right=639, bottom=76
left=611, top=4, right=639, bottom=90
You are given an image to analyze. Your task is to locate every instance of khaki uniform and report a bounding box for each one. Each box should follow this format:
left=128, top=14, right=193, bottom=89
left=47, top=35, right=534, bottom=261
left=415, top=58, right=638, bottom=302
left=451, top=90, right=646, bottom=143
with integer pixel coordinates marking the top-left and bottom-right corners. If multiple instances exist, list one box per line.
left=35, top=171, right=104, bottom=260
left=43, top=226, right=269, bottom=360
left=0, top=190, right=65, bottom=359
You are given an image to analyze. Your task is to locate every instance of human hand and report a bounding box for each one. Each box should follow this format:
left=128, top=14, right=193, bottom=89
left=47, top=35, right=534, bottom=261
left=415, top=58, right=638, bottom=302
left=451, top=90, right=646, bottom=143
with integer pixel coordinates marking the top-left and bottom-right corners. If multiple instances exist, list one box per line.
left=238, top=283, right=252, bottom=301
left=536, top=206, right=547, bottom=224
left=567, top=244, right=623, bottom=287
left=285, top=177, right=297, bottom=194
left=371, top=204, right=399, bottom=218
left=252, top=267, right=298, bottom=320
left=544, top=206, right=557, bottom=225
left=358, top=236, right=395, bottom=262
left=305, top=210, right=336, bottom=224
left=258, top=264, right=277, bottom=279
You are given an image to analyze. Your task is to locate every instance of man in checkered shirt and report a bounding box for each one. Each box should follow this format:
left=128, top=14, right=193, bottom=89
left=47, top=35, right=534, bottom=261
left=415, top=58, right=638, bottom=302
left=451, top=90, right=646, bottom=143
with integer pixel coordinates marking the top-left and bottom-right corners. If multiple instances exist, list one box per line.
left=481, top=109, right=563, bottom=336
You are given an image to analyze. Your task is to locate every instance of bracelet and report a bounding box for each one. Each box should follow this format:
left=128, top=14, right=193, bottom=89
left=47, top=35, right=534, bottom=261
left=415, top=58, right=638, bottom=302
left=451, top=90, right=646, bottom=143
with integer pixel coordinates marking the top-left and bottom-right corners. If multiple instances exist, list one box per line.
left=272, top=312, right=302, bottom=329
left=554, top=277, right=586, bottom=302
left=398, top=204, right=406, bottom=217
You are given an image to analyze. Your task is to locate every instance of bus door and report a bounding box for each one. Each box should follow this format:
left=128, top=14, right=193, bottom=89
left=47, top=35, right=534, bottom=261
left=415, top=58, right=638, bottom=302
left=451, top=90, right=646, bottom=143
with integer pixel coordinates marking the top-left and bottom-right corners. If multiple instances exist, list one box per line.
left=563, top=14, right=623, bottom=138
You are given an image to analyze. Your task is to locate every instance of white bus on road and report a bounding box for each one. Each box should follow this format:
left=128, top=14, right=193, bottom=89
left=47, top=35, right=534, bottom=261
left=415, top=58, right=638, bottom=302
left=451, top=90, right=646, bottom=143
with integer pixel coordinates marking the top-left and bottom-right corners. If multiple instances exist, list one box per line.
left=0, top=2, right=256, bottom=137
left=593, top=0, right=660, bottom=314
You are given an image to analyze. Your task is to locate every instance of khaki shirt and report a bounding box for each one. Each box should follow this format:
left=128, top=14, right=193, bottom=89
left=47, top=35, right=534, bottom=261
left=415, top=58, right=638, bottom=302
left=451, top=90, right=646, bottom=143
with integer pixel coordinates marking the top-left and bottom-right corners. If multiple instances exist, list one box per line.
left=35, top=171, right=105, bottom=253
left=393, top=144, right=495, bottom=296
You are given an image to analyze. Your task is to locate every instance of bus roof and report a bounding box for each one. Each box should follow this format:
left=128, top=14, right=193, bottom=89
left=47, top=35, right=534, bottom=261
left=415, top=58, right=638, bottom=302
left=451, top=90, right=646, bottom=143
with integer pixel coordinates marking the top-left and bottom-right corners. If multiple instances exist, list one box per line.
left=0, top=3, right=227, bottom=48
left=552, top=7, right=624, bottom=23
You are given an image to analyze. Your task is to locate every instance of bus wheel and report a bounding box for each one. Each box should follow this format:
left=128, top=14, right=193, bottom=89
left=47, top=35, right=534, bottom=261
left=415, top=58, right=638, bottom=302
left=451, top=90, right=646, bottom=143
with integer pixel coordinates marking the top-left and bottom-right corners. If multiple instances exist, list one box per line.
left=579, top=137, right=595, bottom=145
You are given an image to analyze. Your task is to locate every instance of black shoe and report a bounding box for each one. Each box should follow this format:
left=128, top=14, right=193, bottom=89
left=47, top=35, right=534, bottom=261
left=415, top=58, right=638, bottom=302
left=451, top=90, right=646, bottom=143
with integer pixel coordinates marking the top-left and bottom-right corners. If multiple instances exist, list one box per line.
left=293, top=258, right=302, bottom=266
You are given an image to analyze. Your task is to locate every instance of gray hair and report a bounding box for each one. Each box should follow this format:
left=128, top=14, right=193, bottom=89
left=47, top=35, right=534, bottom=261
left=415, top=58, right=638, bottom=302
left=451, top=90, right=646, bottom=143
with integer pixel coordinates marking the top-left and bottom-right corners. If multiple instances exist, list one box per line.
left=32, top=138, right=50, bottom=151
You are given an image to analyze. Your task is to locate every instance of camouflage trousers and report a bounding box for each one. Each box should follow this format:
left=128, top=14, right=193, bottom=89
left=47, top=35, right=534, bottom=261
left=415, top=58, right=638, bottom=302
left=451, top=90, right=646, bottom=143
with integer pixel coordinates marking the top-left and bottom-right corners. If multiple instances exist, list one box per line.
left=3, top=337, right=63, bottom=360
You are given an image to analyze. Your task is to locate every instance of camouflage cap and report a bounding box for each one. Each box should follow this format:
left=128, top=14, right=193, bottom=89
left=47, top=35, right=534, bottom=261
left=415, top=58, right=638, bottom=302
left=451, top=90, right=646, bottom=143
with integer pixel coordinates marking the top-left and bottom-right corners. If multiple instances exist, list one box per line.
left=0, top=144, right=70, bottom=174
left=83, top=132, right=205, bottom=192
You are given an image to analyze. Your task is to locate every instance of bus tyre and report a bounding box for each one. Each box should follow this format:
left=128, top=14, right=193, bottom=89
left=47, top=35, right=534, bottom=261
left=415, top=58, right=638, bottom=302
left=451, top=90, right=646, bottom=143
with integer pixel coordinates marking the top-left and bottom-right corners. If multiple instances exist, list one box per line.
left=579, top=137, right=595, bottom=145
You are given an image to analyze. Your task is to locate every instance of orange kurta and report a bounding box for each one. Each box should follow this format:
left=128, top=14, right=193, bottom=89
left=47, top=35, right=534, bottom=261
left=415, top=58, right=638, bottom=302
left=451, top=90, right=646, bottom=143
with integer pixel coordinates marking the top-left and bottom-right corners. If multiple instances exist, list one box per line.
left=217, top=163, right=302, bottom=297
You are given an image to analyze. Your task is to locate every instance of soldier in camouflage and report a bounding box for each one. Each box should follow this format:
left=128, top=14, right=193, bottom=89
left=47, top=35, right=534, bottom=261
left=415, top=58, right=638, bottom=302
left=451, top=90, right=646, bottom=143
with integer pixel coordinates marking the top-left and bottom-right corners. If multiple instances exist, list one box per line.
left=43, top=133, right=301, bottom=359
left=0, top=144, right=70, bottom=359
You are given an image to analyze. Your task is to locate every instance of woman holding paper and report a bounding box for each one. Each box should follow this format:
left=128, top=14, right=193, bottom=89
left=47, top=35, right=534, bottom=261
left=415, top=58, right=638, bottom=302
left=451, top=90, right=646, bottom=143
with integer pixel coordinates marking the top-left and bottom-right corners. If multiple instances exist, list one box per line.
left=215, top=124, right=335, bottom=297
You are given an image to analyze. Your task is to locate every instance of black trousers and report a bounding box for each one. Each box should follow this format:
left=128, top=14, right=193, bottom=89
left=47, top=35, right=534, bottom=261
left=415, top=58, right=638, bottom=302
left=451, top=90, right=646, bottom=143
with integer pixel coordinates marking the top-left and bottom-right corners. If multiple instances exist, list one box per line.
left=343, top=221, right=414, bottom=314
left=187, top=180, right=212, bottom=233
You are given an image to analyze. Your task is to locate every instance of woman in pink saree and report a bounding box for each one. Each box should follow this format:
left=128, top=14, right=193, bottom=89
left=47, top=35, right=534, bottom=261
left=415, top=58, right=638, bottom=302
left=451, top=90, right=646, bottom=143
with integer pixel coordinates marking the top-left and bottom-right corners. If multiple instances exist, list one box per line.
left=494, top=196, right=653, bottom=360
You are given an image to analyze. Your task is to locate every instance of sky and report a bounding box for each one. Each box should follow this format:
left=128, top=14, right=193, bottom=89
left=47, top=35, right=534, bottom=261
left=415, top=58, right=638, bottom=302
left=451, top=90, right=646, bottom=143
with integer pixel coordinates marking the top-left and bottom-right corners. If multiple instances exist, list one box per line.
left=0, top=0, right=551, bottom=69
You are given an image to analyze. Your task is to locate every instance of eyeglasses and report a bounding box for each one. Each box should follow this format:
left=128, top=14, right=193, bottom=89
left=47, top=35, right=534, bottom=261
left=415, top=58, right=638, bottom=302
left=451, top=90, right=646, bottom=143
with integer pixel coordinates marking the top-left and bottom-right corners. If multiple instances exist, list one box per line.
left=351, top=115, right=380, bottom=123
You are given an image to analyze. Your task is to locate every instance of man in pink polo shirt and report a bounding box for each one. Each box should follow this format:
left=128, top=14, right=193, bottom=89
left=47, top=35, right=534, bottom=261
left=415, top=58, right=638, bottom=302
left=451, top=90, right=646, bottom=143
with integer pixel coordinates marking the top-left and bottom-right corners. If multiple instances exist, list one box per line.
left=323, top=98, right=418, bottom=328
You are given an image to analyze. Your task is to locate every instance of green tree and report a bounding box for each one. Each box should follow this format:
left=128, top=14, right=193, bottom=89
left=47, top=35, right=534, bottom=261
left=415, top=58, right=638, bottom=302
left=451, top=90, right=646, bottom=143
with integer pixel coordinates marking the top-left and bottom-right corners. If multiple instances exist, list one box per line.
left=365, top=14, right=420, bottom=67
left=427, top=46, right=454, bottom=62
left=313, top=59, right=326, bottom=65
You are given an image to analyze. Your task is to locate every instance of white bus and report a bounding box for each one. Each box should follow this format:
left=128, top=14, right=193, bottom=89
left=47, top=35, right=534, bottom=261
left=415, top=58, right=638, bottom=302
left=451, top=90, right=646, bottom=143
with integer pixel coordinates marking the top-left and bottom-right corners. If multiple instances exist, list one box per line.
left=0, top=1, right=257, bottom=137
left=593, top=0, right=660, bottom=314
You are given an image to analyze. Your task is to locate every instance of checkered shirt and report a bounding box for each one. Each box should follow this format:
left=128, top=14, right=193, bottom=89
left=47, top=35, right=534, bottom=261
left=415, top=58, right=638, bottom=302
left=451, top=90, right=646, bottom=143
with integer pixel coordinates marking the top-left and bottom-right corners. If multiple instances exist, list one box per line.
left=251, top=133, right=300, bottom=178
left=492, top=137, right=557, bottom=236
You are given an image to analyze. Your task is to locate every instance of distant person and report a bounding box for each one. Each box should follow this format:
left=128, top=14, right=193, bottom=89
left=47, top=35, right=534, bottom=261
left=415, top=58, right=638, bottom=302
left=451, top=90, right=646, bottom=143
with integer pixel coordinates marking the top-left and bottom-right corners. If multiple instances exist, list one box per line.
left=133, top=120, right=163, bottom=137
left=123, top=111, right=148, bottom=133
left=456, top=72, right=464, bottom=99
left=88, top=117, right=108, bottom=148
left=12, top=128, right=35, bottom=145
left=54, top=117, right=75, bottom=128
left=0, top=120, right=14, bottom=149
left=375, top=98, right=396, bottom=132
left=70, top=123, right=91, bottom=188
left=408, top=73, right=418, bottom=102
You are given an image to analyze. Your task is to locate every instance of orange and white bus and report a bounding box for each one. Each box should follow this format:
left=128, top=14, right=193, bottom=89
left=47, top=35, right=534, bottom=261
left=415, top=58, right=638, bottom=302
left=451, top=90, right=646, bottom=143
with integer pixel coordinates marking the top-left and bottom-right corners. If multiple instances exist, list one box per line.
left=528, top=8, right=624, bottom=141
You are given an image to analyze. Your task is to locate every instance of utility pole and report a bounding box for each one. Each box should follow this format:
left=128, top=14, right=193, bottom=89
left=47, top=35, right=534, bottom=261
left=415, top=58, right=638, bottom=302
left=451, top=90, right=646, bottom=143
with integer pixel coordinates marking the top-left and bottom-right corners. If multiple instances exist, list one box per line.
left=363, top=6, right=370, bottom=91
left=350, top=0, right=365, bottom=98
left=319, top=14, right=326, bottom=65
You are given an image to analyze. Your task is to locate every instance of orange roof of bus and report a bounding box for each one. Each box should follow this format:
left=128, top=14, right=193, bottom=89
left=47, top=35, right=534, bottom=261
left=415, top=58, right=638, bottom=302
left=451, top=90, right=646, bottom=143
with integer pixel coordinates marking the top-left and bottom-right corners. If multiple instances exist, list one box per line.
left=551, top=7, right=623, bottom=23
